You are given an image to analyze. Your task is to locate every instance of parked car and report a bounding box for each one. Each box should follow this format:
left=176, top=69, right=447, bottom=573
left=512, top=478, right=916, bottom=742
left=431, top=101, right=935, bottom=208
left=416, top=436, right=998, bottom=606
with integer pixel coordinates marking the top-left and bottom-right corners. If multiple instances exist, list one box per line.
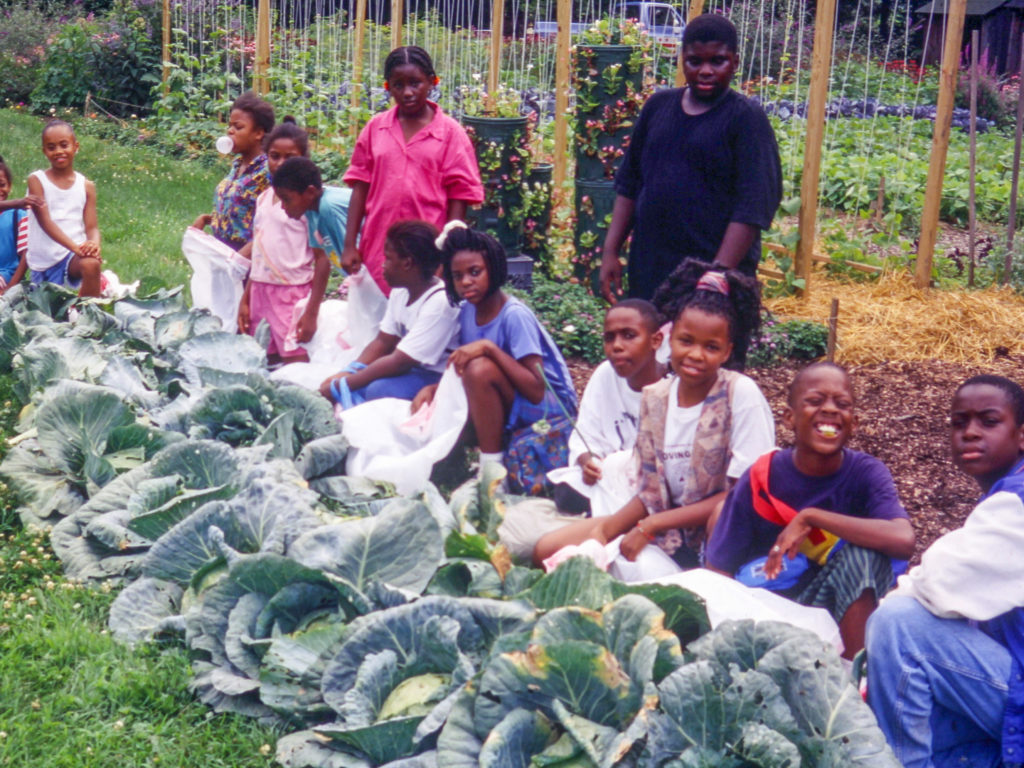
left=533, top=2, right=684, bottom=47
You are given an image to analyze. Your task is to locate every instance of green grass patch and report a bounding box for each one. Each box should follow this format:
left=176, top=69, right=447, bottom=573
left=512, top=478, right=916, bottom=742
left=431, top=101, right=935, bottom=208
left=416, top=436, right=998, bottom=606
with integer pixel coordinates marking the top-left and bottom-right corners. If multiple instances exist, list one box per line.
left=0, top=372, right=280, bottom=767
left=0, top=108, right=226, bottom=290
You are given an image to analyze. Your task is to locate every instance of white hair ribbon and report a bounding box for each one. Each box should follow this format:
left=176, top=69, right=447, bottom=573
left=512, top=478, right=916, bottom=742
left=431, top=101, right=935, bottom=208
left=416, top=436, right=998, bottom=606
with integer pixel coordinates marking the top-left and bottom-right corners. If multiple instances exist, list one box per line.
left=434, top=219, right=468, bottom=251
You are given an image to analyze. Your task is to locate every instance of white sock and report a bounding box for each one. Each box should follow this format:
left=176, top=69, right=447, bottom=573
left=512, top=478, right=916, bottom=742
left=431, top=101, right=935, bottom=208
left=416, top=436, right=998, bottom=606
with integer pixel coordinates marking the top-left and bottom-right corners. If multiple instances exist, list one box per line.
left=479, top=451, right=503, bottom=467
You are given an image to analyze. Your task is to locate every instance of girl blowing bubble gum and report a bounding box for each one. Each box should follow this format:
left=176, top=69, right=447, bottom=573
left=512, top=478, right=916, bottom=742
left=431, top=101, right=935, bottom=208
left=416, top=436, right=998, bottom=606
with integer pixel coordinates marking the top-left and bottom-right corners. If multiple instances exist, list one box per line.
left=236, top=118, right=329, bottom=365
left=192, top=91, right=274, bottom=250
left=25, top=120, right=102, bottom=297
left=532, top=259, right=774, bottom=570
left=340, top=46, right=483, bottom=294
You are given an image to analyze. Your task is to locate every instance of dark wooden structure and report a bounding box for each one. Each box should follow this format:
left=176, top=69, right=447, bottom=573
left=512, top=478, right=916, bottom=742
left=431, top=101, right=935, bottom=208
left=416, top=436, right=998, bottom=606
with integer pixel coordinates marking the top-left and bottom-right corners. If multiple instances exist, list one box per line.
left=916, top=0, right=1024, bottom=76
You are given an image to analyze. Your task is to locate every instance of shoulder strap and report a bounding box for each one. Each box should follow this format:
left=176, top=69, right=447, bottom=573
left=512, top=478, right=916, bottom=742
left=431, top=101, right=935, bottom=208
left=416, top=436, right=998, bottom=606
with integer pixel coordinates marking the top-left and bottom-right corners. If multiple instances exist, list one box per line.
left=749, top=450, right=828, bottom=547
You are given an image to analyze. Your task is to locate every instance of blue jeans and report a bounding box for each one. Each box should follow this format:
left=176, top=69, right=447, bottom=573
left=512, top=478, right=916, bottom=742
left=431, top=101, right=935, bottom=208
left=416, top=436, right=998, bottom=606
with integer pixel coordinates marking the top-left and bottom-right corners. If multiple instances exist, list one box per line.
left=346, top=367, right=441, bottom=405
left=866, top=595, right=1009, bottom=768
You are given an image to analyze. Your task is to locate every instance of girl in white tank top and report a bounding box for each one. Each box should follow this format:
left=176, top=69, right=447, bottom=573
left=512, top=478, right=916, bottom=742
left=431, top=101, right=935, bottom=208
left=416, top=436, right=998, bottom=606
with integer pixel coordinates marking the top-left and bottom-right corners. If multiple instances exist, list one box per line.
left=27, top=169, right=87, bottom=270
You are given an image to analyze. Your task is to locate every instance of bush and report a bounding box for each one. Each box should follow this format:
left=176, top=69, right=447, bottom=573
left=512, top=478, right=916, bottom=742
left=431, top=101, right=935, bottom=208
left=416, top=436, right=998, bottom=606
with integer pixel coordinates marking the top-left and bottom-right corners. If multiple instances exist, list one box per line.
left=515, top=275, right=607, bottom=363
left=31, top=0, right=162, bottom=117
left=748, top=315, right=828, bottom=368
left=0, top=2, right=62, bottom=105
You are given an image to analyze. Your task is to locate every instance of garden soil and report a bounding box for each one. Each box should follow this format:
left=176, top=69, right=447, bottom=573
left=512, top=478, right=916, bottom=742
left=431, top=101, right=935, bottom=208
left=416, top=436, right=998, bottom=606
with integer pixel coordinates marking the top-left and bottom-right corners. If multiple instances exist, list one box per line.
left=567, top=355, right=1024, bottom=563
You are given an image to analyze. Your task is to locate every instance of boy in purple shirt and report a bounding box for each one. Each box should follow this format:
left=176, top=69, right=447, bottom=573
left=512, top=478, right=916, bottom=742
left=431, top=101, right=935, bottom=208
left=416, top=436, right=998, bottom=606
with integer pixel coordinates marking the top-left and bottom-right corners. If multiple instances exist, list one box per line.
left=706, top=362, right=915, bottom=658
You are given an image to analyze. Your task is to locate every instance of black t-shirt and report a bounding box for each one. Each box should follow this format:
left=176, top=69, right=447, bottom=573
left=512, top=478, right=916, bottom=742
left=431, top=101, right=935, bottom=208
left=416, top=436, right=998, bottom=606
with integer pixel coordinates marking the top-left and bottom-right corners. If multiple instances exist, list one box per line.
left=615, top=87, right=782, bottom=299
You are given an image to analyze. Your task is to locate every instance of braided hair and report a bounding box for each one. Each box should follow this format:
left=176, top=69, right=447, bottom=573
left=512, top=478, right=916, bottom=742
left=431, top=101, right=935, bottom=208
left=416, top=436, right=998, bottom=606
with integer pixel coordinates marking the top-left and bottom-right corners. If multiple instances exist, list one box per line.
left=651, top=258, right=761, bottom=370
left=384, top=45, right=436, bottom=82
left=439, top=225, right=506, bottom=306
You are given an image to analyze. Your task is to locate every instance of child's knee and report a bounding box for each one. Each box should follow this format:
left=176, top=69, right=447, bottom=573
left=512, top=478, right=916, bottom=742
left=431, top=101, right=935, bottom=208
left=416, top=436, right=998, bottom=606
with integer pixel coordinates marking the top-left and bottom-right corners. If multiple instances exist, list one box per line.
left=76, top=257, right=102, bottom=278
left=462, top=355, right=502, bottom=388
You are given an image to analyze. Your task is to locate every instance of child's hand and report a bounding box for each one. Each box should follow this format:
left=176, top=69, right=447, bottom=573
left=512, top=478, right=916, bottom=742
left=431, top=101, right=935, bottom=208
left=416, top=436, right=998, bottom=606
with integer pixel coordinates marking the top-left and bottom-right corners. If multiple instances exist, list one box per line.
left=619, top=527, right=649, bottom=561
left=763, top=513, right=813, bottom=579
left=237, top=296, right=250, bottom=334
left=78, top=241, right=101, bottom=259
left=579, top=454, right=603, bottom=485
left=0, top=276, right=7, bottom=292
left=13, top=195, right=44, bottom=210
left=192, top=213, right=213, bottom=230
left=448, top=340, right=491, bottom=375
left=319, top=373, right=348, bottom=400
left=340, top=245, right=362, bottom=274
left=295, top=309, right=318, bottom=344
left=411, top=383, right=439, bottom=413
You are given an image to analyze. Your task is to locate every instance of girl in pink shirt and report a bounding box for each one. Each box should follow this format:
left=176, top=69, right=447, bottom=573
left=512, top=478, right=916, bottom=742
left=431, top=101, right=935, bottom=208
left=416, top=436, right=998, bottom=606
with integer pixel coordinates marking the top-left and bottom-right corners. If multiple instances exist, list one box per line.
left=341, top=45, right=484, bottom=295
left=238, top=118, right=329, bottom=364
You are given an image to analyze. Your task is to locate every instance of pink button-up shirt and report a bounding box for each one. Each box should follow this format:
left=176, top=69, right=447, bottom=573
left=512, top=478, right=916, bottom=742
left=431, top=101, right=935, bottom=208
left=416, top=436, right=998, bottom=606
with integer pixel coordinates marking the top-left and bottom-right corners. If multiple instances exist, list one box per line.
left=344, top=102, right=483, bottom=294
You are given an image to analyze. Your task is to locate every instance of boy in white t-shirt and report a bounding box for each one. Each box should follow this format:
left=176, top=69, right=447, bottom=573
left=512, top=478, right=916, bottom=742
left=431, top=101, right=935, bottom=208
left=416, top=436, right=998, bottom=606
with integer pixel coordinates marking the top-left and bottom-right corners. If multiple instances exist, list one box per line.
left=319, top=220, right=458, bottom=408
left=552, top=299, right=668, bottom=513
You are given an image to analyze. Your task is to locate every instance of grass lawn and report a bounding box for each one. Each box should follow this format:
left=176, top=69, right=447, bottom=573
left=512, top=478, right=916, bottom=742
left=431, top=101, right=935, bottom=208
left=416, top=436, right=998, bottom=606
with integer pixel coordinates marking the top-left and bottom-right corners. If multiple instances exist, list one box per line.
left=0, top=109, right=228, bottom=291
left=0, top=114, right=284, bottom=765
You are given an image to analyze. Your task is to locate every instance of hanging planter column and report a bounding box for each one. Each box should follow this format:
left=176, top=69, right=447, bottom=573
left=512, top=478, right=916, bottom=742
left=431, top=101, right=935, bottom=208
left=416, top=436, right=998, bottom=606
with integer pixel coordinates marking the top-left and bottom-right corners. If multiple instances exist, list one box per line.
left=572, top=19, right=650, bottom=291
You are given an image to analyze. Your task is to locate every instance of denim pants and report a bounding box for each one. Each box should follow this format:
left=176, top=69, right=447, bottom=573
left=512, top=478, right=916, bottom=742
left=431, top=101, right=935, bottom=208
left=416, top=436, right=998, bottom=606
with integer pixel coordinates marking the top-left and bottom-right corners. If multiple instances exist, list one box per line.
left=866, top=595, right=1010, bottom=768
left=347, top=367, right=441, bottom=405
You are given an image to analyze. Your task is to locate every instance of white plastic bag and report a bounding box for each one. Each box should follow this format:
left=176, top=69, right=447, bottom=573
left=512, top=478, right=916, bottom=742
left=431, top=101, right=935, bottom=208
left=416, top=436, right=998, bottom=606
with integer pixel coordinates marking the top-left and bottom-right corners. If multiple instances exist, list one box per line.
left=181, top=227, right=250, bottom=331
left=339, top=366, right=467, bottom=494
left=269, top=299, right=360, bottom=390
left=645, top=569, right=843, bottom=652
left=345, top=265, right=387, bottom=352
left=547, top=449, right=636, bottom=519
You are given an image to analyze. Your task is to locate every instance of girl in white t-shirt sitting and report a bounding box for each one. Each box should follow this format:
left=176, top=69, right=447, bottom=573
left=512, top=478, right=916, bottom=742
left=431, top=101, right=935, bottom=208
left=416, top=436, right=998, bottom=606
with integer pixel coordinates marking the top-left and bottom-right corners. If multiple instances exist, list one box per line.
left=319, top=220, right=458, bottom=407
left=533, top=258, right=775, bottom=569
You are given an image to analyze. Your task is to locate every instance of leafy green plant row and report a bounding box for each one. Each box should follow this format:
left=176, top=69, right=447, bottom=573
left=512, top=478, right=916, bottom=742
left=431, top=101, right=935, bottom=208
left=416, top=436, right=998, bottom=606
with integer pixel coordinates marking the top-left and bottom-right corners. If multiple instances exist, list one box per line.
left=0, top=281, right=898, bottom=767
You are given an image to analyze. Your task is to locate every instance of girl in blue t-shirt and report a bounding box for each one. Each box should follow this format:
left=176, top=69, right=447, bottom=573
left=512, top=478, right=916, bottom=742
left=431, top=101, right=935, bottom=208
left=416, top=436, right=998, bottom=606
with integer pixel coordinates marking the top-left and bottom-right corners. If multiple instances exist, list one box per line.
left=413, top=222, right=577, bottom=479
left=0, top=157, right=31, bottom=296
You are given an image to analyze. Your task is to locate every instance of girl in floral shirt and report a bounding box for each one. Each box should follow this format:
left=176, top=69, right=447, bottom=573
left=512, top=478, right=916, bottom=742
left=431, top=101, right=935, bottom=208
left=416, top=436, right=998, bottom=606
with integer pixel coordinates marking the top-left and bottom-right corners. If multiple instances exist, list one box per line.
left=192, top=91, right=275, bottom=249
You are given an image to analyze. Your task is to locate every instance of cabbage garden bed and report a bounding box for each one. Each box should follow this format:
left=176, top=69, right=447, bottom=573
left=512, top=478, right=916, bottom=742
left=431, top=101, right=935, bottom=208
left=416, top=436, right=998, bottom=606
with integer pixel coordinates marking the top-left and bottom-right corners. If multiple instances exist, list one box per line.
left=0, top=283, right=899, bottom=767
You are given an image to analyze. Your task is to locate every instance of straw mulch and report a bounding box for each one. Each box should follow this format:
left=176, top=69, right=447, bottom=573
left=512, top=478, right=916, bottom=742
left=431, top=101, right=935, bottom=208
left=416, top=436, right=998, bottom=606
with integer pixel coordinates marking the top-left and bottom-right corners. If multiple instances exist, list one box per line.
left=765, top=271, right=1024, bottom=365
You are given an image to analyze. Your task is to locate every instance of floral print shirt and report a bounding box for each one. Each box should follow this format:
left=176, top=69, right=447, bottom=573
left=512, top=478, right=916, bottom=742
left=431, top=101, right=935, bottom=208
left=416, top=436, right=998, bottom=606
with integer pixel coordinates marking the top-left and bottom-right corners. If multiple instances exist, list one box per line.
left=211, top=154, right=269, bottom=249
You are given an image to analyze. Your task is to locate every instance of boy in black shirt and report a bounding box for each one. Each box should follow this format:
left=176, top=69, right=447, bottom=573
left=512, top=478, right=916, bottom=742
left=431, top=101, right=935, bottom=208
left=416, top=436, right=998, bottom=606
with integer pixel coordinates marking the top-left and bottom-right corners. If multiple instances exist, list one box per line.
left=600, top=14, right=782, bottom=301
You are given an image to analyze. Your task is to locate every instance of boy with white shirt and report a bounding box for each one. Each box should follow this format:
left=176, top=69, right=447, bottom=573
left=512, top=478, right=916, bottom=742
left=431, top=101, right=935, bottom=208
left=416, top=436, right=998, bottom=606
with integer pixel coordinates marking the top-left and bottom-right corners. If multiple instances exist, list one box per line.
left=867, top=374, right=1024, bottom=768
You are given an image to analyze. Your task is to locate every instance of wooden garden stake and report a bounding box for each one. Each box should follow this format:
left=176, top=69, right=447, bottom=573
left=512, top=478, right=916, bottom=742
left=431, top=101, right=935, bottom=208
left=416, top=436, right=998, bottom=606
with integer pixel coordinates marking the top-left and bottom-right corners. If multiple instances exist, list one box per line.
left=391, top=0, right=403, bottom=50
left=1006, top=29, right=1024, bottom=281
left=552, top=0, right=572, bottom=191
left=795, top=0, right=839, bottom=296
left=349, top=0, right=368, bottom=141
left=968, top=29, right=978, bottom=288
left=826, top=298, right=839, bottom=362
left=675, top=0, right=708, bottom=87
left=914, top=0, right=967, bottom=289
left=488, top=0, right=506, bottom=115
left=162, top=0, right=171, bottom=95
left=254, top=0, right=270, bottom=95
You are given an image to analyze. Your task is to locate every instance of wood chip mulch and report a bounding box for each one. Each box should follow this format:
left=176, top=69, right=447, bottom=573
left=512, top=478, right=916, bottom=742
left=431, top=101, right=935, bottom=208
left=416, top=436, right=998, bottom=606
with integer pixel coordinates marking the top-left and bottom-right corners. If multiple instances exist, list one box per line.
left=566, top=354, right=1024, bottom=563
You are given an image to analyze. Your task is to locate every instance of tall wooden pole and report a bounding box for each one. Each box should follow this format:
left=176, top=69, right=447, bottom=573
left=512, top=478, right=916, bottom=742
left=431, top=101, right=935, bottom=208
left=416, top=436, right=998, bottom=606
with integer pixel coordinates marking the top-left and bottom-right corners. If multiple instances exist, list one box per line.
left=968, top=29, right=978, bottom=287
left=162, top=0, right=171, bottom=95
left=349, top=0, right=368, bottom=141
left=795, top=0, right=839, bottom=295
left=488, top=0, right=506, bottom=114
left=675, top=0, right=707, bottom=87
left=914, top=0, right=968, bottom=289
left=391, top=0, right=403, bottom=49
left=552, top=0, right=572, bottom=190
left=254, top=0, right=270, bottom=95
left=1006, top=29, right=1024, bottom=279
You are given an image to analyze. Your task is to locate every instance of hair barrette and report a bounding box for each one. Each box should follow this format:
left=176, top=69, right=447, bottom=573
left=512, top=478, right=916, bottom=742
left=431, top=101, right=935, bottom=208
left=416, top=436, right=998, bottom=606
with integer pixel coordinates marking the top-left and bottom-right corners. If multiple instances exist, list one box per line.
left=696, top=270, right=730, bottom=296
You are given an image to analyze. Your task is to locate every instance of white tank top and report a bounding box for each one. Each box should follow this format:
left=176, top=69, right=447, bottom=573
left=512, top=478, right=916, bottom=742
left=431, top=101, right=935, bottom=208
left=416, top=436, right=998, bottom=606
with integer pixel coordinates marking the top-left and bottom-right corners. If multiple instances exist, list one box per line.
left=27, top=170, right=87, bottom=270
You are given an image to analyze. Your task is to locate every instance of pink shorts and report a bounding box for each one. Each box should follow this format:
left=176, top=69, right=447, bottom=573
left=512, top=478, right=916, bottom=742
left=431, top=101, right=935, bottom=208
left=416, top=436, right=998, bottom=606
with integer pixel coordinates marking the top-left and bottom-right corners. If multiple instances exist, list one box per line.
left=248, top=281, right=312, bottom=357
